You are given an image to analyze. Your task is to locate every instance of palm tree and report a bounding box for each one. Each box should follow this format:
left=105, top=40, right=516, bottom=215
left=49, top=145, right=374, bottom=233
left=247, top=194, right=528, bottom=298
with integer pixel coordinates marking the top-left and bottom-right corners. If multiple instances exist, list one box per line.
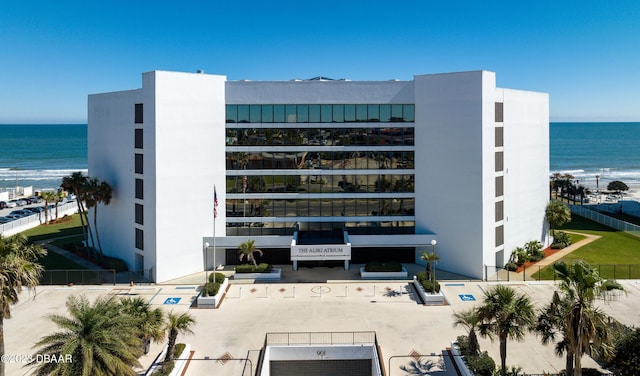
left=53, top=191, right=64, bottom=221
left=163, top=311, right=195, bottom=363
left=536, top=291, right=576, bottom=375
left=476, top=284, right=536, bottom=376
left=238, top=239, right=263, bottom=267
left=30, top=295, right=142, bottom=376
left=419, top=251, right=439, bottom=282
left=545, top=200, right=571, bottom=238
left=61, top=172, right=91, bottom=250
left=552, top=260, right=623, bottom=376
left=84, top=178, right=113, bottom=258
left=452, top=308, right=481, bottom=356
left=0, top=234, right=46, bottom=376
left=39, top=191, right=57, bottom=224
left=119, top=297, right=165, bottom=354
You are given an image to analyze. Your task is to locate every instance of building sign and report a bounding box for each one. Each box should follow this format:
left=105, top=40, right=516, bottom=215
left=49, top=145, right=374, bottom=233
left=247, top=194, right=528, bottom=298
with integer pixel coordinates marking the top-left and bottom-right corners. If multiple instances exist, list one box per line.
left=291, top=244, right=351, bottom=261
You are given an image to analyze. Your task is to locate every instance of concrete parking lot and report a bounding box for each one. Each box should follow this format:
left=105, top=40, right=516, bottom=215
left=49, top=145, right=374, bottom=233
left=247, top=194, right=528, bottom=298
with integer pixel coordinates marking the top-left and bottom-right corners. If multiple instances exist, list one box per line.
left=5, top=265, right=639, bottom=375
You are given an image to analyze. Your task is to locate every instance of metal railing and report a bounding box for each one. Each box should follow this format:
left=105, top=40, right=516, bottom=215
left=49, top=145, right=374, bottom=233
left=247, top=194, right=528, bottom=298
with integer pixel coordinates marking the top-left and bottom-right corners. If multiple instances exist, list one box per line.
left=570, top=205, right=640, bottom=238
left=40, top=268, right=154, bottom=285
left=265, top=331, right=377, bottom=346
left=485, top=264, right=640, bottom=282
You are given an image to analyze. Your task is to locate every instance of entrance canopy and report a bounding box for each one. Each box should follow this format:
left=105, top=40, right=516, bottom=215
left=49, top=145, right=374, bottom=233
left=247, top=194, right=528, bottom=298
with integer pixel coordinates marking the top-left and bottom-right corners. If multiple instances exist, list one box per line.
left=290, top=229, right=351, bottom=262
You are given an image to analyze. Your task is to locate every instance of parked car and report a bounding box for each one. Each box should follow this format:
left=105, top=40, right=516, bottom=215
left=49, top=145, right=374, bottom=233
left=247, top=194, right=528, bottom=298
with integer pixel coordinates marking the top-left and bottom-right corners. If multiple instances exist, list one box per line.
left=4, top=201, right=17, bottom=208
left=9, top=199, right=26, bottom=207
left=0, top=217, right=11, bottom=224
left=10, top=210, right=34, bottom=218
left=28, top=196, right=43, bottom=203
left=24, top=207, right=45, bottom=213
left=0, top=201, right=8, bottom=209
left=3, top=215, right=22, bottom=221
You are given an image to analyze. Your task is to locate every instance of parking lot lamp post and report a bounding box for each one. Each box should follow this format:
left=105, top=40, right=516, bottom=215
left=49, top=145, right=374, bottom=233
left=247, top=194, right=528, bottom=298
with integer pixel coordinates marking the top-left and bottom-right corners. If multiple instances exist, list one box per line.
left=431, top=239, right=437, bottom=283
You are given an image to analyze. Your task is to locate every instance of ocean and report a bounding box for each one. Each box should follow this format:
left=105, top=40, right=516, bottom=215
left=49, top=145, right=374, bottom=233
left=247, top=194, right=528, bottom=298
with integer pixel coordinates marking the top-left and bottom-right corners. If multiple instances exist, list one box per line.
left=1, top=122, right=639, bottom=192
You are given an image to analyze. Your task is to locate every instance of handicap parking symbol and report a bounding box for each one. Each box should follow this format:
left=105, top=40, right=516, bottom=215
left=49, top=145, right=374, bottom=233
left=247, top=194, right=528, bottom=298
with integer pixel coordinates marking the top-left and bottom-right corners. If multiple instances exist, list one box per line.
left=459, top=294, right=476, bottom=302
left=163, top=297, right=181, bottom=305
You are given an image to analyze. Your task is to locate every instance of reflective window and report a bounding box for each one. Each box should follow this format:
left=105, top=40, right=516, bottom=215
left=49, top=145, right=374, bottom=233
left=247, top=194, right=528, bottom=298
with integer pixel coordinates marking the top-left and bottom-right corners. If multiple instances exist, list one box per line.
left=356, top=105, right=367, bottom=122
left=344, top=105, right=356, bottom=122
left=309, top=104, right=320, bottom=122
left=286, top=105, right=297, bottom=122
left=226, top=104, right=415, bottom=123
left=391, top=104, right=403, bottom=122
left=297, top=105, right=309, bottom=123
left=238, top=105, right=250, bottom=123
left=380, top=104, right=391, bottom=122
left=274, top=105, right=285, bottom=122
left=262, top=105, right=273, bottom=123
left=226, top=105, right=237, bottom=123
left=321, top=105, right=332, bottom=123
left=367, top=105, right=379, bottom=122
left=332, top=105, right=344, bottom=122
left=250, top=105, right=262, bottom=123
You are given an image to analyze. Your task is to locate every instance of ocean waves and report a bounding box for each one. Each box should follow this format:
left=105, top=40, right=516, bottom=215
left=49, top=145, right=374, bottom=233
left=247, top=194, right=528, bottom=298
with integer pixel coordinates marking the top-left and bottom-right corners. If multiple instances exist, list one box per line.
left=550, top=167, right=640, bottom=188
left=0, top=168, right=87, bottom=190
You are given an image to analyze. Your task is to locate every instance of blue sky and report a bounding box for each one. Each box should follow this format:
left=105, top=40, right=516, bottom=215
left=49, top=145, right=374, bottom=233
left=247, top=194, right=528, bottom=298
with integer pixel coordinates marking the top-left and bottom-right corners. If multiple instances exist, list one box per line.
left=1, top=1, right=639, bottom=123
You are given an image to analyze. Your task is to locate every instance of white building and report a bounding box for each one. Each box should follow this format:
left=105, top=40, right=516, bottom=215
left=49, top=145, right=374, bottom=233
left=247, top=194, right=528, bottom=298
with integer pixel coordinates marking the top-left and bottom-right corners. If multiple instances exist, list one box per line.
left=88, top=70, right=549, bottom=282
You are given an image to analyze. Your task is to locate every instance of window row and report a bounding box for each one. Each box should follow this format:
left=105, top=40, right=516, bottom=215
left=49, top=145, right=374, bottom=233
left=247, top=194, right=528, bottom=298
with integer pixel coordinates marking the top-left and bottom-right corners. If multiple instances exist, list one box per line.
left=226, top=127, right=414, bottom=146
left=227, top=174, right=415, bottom=193
left=226, top=104, right=415, bottom=123
left=227, top=151, right=414, bottom=170
left=226, top=221, right=415, bottom=236
left=226, top=198, right=415, bottom=218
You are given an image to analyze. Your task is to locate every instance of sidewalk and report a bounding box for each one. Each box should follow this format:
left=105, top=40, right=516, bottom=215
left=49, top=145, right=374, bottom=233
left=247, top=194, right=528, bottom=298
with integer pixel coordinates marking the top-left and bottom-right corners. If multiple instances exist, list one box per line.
left=523, top=231, right=601, bottom=278
left=37, top=238, right=104, bottom=270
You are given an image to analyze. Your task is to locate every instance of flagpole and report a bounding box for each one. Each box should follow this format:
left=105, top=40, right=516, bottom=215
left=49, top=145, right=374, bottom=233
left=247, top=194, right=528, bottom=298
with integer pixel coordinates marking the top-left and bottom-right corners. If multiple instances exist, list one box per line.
left=213, top=185, right=217, bottom=285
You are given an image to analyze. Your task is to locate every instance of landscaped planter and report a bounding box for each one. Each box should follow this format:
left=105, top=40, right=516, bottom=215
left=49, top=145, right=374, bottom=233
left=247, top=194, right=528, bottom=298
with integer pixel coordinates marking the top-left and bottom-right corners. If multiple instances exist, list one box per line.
left=449, top=341, right=474, bottom=376
left=146, top=343, right=191, bottom=376
left=233, top=268, right=281, bottom=280
left=360, top=267, right=408, bottom=279
left=412, top=276, right=446, bottom=304
left=197, top=278, right=229, bottom=309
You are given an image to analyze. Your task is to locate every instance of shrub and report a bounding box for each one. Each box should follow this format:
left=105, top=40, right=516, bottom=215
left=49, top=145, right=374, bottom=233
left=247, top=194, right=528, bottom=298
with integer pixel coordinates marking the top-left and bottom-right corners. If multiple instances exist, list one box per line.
left=364, top=262, right=403, bottom=272
left=552, top=231, right=572, bottom=249
left=201, top=282, right=220, bottom=297
left=421, top=279, right=440, bottom=293
left=151, top=343, right=185, bottom=376
left=504, top=262, right=518, bottom=272
left=465, top=351, right=496, bottom=376
left=100, top=255, right=129, bottom=272
left=235, top=263, right=272, bottom=273
left=529, top=252, right=544, bottom=262
left=208, top=272, right=226, bottom=283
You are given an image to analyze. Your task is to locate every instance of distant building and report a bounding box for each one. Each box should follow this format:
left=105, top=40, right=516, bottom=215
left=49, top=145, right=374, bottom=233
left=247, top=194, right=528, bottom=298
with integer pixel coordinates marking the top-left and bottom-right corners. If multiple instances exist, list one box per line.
left=88, top=70, right=549, bottom=282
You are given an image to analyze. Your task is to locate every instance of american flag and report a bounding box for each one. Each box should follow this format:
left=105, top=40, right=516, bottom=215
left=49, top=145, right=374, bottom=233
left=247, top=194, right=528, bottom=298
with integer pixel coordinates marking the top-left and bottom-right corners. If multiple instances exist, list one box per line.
left=214, top=185, right=219, bottom=219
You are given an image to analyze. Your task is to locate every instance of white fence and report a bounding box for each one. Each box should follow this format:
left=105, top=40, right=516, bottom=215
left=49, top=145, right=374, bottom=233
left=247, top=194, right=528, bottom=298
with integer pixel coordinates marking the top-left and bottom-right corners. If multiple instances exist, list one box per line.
left=570, top=205, right=640, bottom=238
left=0, top=201, right=79, bottom=236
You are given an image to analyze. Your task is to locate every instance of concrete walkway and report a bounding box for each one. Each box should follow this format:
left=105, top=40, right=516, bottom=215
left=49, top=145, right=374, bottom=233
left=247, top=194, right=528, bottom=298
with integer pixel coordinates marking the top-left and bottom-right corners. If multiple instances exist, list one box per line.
left=523, top=231, right=601, bottom=278
left=37, top=237, right=104, bottom=270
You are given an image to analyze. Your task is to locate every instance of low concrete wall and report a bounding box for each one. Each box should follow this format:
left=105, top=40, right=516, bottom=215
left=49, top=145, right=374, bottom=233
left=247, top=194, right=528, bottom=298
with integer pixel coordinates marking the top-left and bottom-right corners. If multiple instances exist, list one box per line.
left=234, top=268, right=281, bottom=280
left=360, top=267, right=408, bottom=279
left=412, top=276, right=445, bottom=304
left=197, top=278, right=229, bottom=308
left=449, top=341, right=474, bottom=376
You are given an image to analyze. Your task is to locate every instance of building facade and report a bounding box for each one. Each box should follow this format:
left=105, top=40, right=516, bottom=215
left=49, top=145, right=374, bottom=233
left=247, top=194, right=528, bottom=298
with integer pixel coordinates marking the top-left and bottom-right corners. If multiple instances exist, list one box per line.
left=88, top=70, right=549, bottom=282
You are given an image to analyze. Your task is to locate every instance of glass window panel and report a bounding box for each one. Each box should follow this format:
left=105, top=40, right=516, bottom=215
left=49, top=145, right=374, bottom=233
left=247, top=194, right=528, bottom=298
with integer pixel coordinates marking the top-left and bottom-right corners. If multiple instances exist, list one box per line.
left=309, top=104, right=320, bottom=122
left=344, top=104, right=356, bottom=122
left=249, top=105, right=262, bottom=122
left=238, top=105, right=250, bottom=123
left=226, top=105, right=237, bottom=123
left=403, top=104, right=415, bottom=122
left=367, top=104, right=379, bottom=121
left=285, top=105, right=297, bottom=122
left=297, top=105, right=309, bottom=123
left=391, top=104, right=403, bottom=122
left=320, top=104, right=332, bottom=123
left=379, top=104, right=391, bottom=122
left=273, top=105, right=285, bottom=122
left=356, top=104, right=368, bottom=122
left=135, top=103, right=144, bottom=124
left=262, top=105, right=273, bottom=123
left=332, top=104, right=344, bottom=122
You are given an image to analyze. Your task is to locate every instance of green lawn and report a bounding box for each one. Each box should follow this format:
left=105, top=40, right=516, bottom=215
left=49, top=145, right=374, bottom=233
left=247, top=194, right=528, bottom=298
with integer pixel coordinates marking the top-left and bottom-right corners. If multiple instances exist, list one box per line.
left=23, top=214, right=83, bottom=242
left=534, top=215, right=640, bottom=279
left=21, top=214, right=86, bottom=270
